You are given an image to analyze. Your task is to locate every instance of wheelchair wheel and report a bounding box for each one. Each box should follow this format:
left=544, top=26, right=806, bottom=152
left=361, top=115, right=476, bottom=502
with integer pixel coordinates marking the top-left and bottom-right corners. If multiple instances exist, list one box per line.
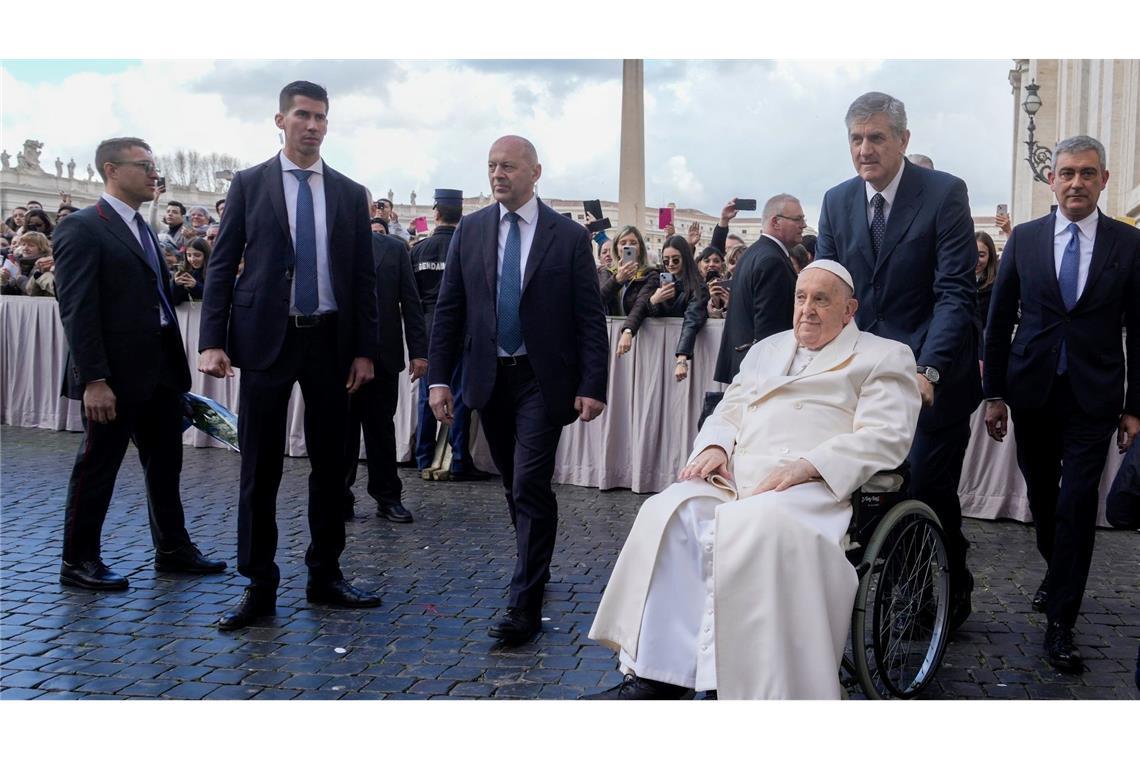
left=851, top=500, right=950, bottom=699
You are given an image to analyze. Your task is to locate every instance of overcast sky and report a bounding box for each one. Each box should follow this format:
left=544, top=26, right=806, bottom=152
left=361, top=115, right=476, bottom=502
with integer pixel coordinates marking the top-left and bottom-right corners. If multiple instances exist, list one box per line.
left=2, top=58, right=1016, bottom=225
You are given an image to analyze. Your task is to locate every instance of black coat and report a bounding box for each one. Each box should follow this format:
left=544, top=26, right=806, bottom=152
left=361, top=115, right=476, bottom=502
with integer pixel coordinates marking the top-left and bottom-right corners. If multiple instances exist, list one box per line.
left=649, top=280, right=710, bottom=358
left=599, top=267, right=656, bottom=319
left=712, top=235, right=797, bottom=384
left=371, top=231, right=428, bottom=374
left=53, top=199, right=191, bottom=402
left=410, top=224, right=454, bottom=334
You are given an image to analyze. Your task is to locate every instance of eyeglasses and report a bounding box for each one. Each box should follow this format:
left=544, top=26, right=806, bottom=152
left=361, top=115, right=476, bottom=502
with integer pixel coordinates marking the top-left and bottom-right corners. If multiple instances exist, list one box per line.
left=662, top=256, right=682, bottom=265
left=775, top=214, right=807, bottom=224
left=110, top=160, right=157, bottom=174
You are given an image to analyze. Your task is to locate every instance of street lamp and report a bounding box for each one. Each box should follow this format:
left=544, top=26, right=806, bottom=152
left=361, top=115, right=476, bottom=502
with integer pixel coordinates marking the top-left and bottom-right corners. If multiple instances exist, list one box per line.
left=1021, top=79, right=1052, bottom=184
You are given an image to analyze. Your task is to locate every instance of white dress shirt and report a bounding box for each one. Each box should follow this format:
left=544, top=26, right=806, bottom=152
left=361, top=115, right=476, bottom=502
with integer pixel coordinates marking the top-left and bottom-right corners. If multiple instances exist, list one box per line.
left=279, top=152, right=337, bottom=315
left=101, top=191, right=170, bottom=327
left=496, top=194, right=539, bottom=357
left=864, top=160, right=906, bottom=226
left=1053, top=209, right=1098, bottom=300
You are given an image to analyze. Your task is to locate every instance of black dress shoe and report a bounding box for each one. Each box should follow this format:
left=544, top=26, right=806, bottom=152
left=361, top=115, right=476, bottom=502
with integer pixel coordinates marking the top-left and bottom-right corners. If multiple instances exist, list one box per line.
left=218, top=588, right=276, bottom=631
left=305, top=579, right=382, bottom=608
left=449, top=467, right=494, bottom=482
left=1045, top=622, right=1083, bottom=673
left=376, top=501, right=414, bottom=523
left=580, top=674, right=692, bottom=700
left=60, top=559, right=129, bottom=591
left=1031, top=573, right=1049, bottom=612
left=155, top=543, right=227, bottom=574
left=488, top=607, right=541, bottom=645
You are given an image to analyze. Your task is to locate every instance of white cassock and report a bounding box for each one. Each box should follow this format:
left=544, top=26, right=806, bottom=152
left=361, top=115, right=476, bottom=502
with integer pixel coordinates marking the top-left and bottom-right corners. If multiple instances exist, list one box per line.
left=588, top=321, right=921, bottom=699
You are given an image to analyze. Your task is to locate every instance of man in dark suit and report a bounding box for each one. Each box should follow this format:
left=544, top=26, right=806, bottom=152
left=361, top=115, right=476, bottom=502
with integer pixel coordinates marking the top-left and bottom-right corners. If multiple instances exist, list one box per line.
left=983, top=135, right=1140, bottom=672
left=712, top=194, right=805, bottom=385
left=428, top=135, right=610, bottom=644
left=53, top=136, right=226, bottom=590
left=342, top=191, right=428, bottom=523
left=815, top=92, right=981, bottom=629
left=410, top=189, right=488, bottom=482
left=198, top=81, right=381, bottom=631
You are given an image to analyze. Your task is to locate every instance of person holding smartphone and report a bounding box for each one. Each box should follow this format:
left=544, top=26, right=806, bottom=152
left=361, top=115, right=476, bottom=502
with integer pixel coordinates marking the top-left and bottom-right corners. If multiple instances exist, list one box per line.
left=641, top=236, right=710, bottom=381
left=171, top=237, right=209, bottom=304
left=601, top=225, right=659, bottom=355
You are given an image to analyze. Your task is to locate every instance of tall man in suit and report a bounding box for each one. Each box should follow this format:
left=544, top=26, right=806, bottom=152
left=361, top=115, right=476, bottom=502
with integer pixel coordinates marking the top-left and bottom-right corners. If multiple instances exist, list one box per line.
left=712, top=194, right=806, bottom=385
left=198, top=81, right=382, bottom=631
left=343, top=191, right=429, bottom=523
left=815, top=92, right=981, bottom=628
left=53, top=137, right=226, bottom=590
left=428, top=135, right=610, bottom=644
left=983, top=135, right=1140, bottom=672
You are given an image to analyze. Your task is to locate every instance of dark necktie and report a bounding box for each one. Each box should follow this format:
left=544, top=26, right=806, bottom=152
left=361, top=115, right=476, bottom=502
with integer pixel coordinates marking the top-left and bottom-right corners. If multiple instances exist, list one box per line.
left=870, top=192, right=886, bottom=259
left=1056, top=222, right=1081, bottom=374
left=133, top=213, right=176, bottom=326
left=497, top=211, right=523, bottom=354
left=289, top=169, right=319, bottom=315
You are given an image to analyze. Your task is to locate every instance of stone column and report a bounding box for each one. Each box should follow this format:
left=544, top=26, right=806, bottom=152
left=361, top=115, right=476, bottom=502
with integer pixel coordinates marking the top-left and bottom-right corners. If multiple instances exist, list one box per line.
left=618, top=59, right=645, bottom=232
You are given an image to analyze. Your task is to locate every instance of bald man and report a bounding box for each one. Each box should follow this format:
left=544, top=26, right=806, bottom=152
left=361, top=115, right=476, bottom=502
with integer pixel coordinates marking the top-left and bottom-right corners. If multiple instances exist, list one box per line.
left=586, top=262, right=922, bottom=699
left=427, top=135, right=610, bottom=645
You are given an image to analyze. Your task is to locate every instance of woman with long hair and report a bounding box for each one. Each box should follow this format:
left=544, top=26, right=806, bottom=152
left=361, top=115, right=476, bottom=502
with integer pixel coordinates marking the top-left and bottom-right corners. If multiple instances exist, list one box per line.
left=636, top=235, right=710, bottom=381
left=974, top=231, right=999, bottom=359
left=172, top=237, right=210, bottom=304
left=604, top=225, right=660, bottom=353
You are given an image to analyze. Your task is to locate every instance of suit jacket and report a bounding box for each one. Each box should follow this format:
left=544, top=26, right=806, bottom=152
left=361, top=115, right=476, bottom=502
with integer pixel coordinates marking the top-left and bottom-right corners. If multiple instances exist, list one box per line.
left=982, top=210, right=1140, bottom=419
left=427, top=198, right=609, bottom=426
left=371, top=231, right=428, bottom=374
left=198, top=154, right=378, bottom=371
left=53, top=199, right=190, bottom=402
left=713, top=235, right=797, bottom=384
left=815, top=159, right=981, bottom=427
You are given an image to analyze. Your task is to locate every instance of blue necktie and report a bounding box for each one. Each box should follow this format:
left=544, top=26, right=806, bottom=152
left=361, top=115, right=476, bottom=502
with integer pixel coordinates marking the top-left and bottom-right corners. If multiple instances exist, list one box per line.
left=497, top=211, right=523, bottom=354
left=289, top=169, right=319, bottom=315
left=870, top=192, right=886, bottom=259
left=1056, top=222, right=1081, bottom=374
left=133, top=213, right=176, bottom=327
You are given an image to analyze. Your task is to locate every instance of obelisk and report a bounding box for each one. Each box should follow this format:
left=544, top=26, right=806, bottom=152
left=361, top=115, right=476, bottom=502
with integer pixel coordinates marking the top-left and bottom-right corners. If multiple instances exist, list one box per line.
left=618, top=59, right=645, bottom=230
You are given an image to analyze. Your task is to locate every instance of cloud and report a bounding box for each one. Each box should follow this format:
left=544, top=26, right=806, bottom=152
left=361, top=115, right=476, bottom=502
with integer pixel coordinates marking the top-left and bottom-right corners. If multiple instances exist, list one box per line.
left=653, top=155, right=704, bottom=200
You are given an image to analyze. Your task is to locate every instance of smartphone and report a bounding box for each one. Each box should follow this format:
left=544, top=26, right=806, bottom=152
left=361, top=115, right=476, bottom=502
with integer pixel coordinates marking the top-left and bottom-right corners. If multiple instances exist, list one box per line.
left=156, top=176, right=166, bottom=192
left=659, top=272, right=676, bottom=286
left=620, top=245, right=637, bottom=264
left=587, top=217, right=610, bottom=233
left=735, top=198, right=757, bottom=211
left=996, top=203, right=1008, bottom=217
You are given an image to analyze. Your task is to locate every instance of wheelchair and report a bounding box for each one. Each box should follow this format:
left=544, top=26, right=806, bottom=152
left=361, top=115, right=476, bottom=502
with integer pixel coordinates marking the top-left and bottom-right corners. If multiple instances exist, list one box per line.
left=840, top=467, right=952, bottom=699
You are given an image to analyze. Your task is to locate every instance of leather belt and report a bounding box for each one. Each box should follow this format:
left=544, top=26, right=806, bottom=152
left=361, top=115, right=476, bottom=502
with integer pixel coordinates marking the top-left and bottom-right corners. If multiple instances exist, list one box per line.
left=288, top=312, right=336, bottom=328
left=497, top=354, right=529, bottom=367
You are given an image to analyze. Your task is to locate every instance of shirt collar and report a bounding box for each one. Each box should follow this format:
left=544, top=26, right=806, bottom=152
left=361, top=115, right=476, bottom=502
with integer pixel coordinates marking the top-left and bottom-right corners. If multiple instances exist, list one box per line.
left=101, top=192, right=140, bottom=226
left=865, top=160, right=905, bottom=208
left=500, top=194, right=539, bottom=225
left=279, top=151, right=324, bottom=176
left=1054, top=208, right=1099, bottom=240
left=760, top=232, right=791, bottom=257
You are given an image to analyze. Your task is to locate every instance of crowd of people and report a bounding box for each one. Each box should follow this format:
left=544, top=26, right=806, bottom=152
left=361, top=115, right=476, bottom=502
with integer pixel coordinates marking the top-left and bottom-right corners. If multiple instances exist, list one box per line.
left=5, top=81, right=1139, bottom=700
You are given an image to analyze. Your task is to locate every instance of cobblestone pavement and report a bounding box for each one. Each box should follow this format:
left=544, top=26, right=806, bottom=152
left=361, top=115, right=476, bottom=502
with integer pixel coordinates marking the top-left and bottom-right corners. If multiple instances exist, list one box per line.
left=2, top=425, right=1137, bottom=700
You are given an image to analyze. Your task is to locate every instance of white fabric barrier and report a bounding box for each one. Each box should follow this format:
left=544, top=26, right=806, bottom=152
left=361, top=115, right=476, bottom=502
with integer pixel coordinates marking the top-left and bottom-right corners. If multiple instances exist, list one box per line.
left=1, top=297, right=1122, bottom=525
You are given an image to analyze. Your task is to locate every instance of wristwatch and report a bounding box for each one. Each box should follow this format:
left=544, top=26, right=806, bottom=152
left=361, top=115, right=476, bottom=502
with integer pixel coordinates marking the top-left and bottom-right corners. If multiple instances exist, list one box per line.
left=916, top=365, right=941, bottom=384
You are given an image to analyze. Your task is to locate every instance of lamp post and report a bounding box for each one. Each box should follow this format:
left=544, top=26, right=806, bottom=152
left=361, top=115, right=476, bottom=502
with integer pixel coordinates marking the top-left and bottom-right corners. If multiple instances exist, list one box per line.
left=1021, top=79, right=1053, bottom=184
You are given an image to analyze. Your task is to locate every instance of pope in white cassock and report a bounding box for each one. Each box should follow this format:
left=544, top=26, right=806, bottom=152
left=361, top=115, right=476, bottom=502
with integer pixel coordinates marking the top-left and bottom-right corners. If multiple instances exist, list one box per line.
left=585, top=260, right=921, bottom=699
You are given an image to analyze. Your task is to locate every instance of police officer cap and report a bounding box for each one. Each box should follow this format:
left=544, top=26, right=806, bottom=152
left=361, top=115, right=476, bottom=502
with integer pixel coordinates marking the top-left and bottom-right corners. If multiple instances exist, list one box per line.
left=434, top=189, right=464, bottom=207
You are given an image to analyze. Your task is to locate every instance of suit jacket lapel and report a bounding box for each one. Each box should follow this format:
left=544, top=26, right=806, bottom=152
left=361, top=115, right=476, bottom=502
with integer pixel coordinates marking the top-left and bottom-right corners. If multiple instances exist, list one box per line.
left=875, top=164, right=923, bottom=275
left=322, top=163, right=340, bottom=283
left=522, top=200, right=556, bottom=294
left=1078, top=210, right=1117, bottom=308
left=1039, top=212, right=1065, bottom=307
left=484, top=203, right=500, bottom=300
left=96, top=198, right=152, bottom=269
left=847, top=183, right=876, bottom=273
left=265, top=155, right=293, bottom=248
left=795, top=320, right=859, bottom=379
left=746, top=323, right=860, bottom=406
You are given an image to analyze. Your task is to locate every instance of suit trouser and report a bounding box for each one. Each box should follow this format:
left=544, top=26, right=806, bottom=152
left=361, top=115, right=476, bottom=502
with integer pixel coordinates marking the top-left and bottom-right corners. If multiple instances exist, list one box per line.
left=236, top=321, right=347, bottom=592
left=479, top=357, right=564, bottom=612
left=1010, top=375, right=1116, bottom=628
left=907, top=415, right=972, bottom=593
left=416, top=359, right=471, bottom=471
left=62, top=379, right=192, bottom=563
left=344, top=370, right=402, bottom=506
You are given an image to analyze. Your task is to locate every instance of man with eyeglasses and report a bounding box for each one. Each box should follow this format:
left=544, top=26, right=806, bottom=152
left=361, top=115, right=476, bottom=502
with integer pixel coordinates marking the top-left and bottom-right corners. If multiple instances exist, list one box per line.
left=815, top=92, right=981, bottom=631
left=51, top=136, right=227, bottom=591
left=205, top=224, right=220, bottom=246
left=712, top=194, right=805, bottom=386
